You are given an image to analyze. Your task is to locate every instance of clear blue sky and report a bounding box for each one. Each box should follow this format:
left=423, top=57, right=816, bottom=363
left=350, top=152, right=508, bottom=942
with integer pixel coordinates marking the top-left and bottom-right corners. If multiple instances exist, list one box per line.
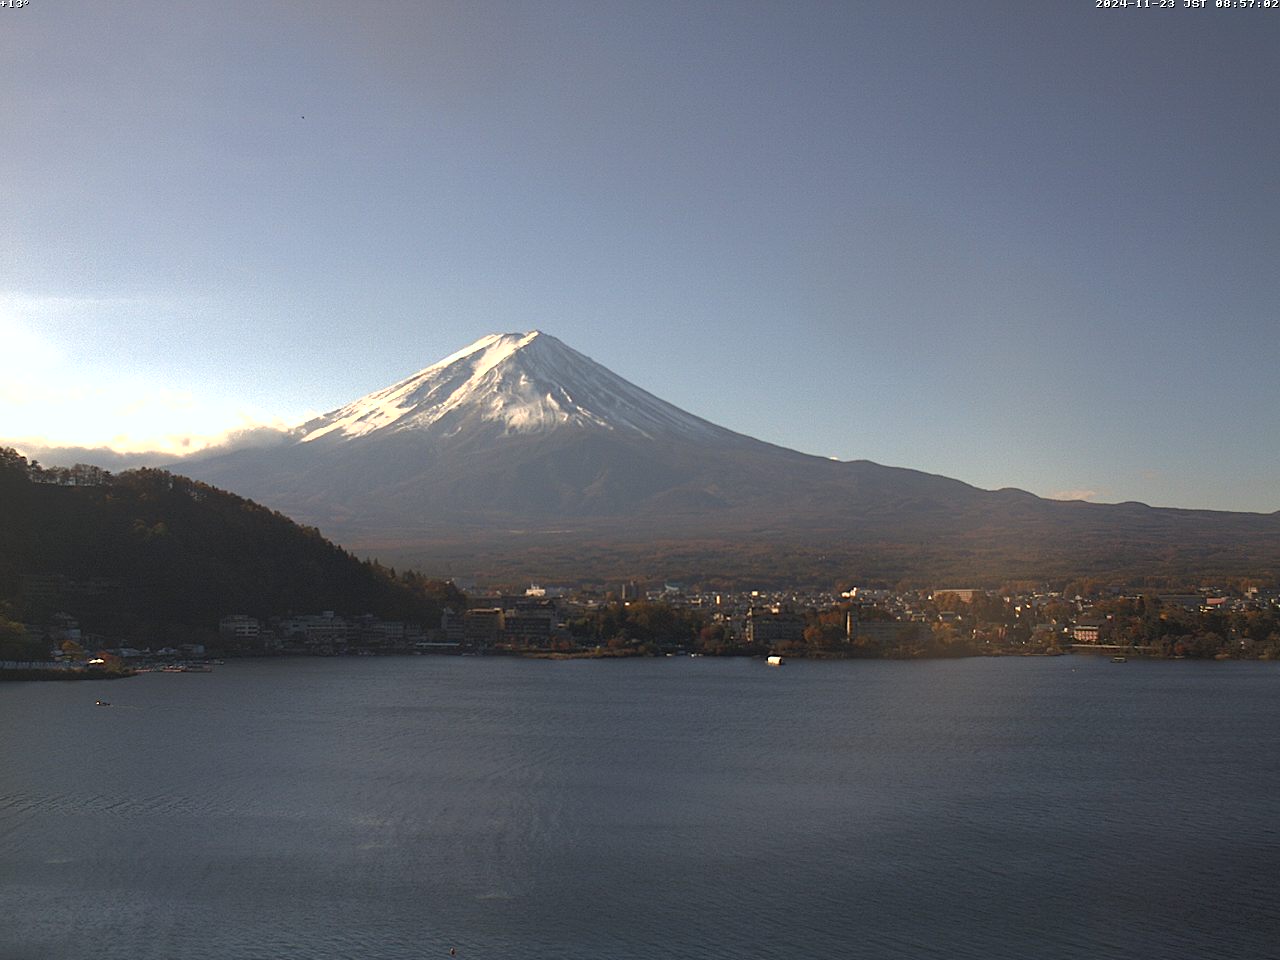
left=3, top=1, right=1277, bottom=511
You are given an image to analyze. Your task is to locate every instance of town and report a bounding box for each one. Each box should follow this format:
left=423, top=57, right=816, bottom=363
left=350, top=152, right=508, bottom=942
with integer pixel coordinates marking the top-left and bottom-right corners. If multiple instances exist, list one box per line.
left=12, top=577, right=1280, bottom=676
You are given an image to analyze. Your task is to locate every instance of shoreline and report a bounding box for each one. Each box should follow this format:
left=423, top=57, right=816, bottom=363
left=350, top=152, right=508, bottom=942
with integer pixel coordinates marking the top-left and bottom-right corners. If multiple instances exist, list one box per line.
left=0, top=667, right=137, bottom=682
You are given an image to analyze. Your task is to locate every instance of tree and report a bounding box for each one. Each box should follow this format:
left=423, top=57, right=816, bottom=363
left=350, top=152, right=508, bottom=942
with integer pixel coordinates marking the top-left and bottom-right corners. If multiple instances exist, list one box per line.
left=803, top=621, right=846, bottom=651
left=0, top=617, right=42, bottom=661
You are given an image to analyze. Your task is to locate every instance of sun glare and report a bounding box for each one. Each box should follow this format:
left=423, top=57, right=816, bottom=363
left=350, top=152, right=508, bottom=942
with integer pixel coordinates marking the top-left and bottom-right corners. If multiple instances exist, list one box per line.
left=0, top=298, right=306, bottom=456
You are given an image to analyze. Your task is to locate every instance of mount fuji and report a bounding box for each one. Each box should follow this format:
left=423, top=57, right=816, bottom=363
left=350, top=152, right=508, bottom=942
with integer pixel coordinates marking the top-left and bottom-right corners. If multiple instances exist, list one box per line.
left=180, top=331, right=1280, bottom=584
left=293, top=331, right=738, bottom=448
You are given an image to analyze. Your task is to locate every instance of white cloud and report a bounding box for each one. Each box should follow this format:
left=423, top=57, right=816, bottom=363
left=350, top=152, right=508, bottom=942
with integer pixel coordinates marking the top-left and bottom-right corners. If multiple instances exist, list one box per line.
left=1048, top=488, right=1099, bottom=502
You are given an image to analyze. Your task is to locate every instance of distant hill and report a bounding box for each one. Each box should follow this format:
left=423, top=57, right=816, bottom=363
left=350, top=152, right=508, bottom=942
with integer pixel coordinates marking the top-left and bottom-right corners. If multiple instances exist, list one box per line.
left=171, top=332, right=1280, bottom=587
left=0, top=449, right=463, bottom=647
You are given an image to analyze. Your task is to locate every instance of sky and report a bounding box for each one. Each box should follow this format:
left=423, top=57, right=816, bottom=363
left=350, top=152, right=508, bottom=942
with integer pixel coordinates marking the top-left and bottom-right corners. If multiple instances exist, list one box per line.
left=2, top=1, right=1277, bottom=512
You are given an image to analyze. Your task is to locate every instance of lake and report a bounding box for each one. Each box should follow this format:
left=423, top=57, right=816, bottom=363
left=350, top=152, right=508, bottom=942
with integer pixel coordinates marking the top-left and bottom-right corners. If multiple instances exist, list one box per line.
left=3, top=656, right=1278, bottom=959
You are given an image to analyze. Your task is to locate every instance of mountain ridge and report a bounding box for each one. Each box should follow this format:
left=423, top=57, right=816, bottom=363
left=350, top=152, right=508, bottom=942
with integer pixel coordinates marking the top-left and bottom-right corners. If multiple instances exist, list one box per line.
left=170, top=331, right=1280, bottom=585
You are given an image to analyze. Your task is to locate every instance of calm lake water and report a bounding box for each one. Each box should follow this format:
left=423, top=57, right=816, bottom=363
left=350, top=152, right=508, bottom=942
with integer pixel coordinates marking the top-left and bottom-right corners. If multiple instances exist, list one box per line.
left=3, top=656, right=1279, bottom=960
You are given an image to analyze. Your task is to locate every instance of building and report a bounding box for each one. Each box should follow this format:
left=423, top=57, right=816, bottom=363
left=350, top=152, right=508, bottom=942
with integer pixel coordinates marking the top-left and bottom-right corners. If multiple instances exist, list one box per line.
left=745, top=606, right=804, bottom=645
left=277, top=611, right=350, bottom=647
left=849, top=620, right=920, bottom=646
left=440, top=608, right=466, bottom=644
left=356, top=617, right=406, bottom=649
left=504, top=608, right=554, bottom=646
left=219, top=615, right=261, bottom=643
left=1072, top=622, right=1101, bottom=643
left=463, top=608, right=505, bottom=646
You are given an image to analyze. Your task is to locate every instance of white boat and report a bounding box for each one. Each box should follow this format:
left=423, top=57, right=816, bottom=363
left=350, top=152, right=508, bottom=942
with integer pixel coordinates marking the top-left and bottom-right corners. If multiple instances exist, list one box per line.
left=767, top=655, right=785, bottom=666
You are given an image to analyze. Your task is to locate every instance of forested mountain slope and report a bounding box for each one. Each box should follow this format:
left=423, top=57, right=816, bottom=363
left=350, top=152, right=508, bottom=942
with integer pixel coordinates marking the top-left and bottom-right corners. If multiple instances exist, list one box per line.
left=0, top=448, right=461, bottom=648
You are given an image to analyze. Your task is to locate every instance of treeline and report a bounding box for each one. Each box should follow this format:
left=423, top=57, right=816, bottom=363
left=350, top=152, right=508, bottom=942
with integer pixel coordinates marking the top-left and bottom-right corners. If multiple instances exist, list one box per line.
left=13, top=455, right=113, bottom=487
left=564, top=601, right=727, bottom=653
left=1075, top=596, right=1280, bottom=658
left=0, top=448, right=463, bottom=656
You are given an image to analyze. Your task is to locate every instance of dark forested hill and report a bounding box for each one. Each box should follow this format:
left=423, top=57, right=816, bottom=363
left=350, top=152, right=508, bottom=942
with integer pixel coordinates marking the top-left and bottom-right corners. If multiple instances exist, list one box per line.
left=0, top=448, right=462, bottom=649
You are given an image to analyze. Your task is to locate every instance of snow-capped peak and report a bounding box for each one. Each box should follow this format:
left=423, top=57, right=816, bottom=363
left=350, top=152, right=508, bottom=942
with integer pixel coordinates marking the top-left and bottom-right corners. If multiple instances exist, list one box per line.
left=295, top=331, right=736, bottom=446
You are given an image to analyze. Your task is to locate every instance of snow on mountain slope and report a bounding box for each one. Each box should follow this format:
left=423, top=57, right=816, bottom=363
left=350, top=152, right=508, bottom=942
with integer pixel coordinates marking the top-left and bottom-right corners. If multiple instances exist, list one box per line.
left=296, top=331, right=742, bottom=446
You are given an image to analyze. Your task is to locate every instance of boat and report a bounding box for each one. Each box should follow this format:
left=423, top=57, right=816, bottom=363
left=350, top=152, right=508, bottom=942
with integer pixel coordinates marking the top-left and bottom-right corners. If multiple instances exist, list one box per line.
left=95, top=699, right=110, bottom=706
left=767, top=655, right=785, bottom=666
left=1111, top=655, right=1127, bottom=663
